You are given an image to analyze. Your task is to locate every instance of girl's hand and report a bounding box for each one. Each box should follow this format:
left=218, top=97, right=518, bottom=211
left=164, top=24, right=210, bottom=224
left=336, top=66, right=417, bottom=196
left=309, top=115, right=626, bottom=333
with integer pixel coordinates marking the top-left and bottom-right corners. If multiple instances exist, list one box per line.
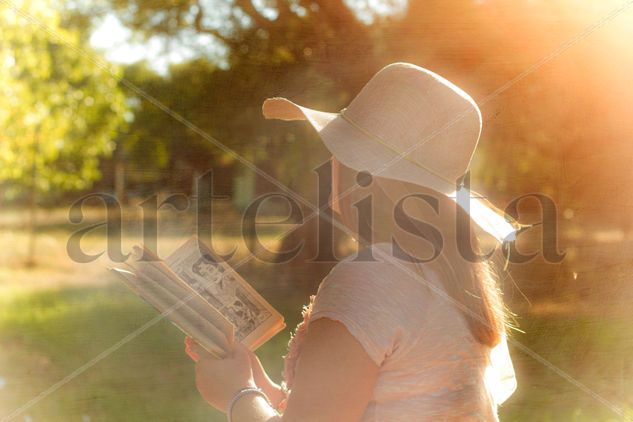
left=185, top=337, right=255, bottom=412
left=248, top=349, right=286, bottom=409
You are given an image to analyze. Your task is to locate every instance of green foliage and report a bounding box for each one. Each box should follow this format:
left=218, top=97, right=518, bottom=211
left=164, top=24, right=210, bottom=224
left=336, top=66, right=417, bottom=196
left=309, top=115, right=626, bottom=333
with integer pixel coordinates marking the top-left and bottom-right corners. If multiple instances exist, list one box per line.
left=0, top=0, right=127, bottom=200
left=118, top=57, right=337, bottom=197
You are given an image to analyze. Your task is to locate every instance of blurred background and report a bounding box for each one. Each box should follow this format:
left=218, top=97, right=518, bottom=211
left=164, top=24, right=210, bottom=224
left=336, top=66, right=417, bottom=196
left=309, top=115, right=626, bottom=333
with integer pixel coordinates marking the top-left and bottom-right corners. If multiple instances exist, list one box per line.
left=1, top=0, right=633, bottom=420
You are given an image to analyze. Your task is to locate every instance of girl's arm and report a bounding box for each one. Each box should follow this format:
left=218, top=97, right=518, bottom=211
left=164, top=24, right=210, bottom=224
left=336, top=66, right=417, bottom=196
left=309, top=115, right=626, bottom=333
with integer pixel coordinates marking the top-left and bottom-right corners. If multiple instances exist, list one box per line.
left=191, top=318, right=380, bottom=421
left=279, top=318, right=379, bottom=421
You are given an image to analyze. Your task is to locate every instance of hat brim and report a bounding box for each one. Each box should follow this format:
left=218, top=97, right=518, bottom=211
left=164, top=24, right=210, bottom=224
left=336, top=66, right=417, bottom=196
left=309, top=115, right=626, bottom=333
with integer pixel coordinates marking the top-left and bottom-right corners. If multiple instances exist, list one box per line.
left=263, top=97, right=455, bottom=195
left=262, top=97, right=519, bottom=242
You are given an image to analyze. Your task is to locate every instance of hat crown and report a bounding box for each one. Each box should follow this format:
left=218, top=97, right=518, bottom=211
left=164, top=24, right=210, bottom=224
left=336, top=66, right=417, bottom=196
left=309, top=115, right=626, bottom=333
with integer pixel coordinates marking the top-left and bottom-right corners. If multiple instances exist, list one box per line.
left=343, top=62, right=482, bottom=187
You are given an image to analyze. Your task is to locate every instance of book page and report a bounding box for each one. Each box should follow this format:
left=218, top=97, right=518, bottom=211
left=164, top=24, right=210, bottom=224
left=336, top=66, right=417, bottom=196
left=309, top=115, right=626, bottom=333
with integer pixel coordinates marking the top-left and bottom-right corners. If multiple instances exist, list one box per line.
left=166, top=236, right=285, bottom=350
left=128, top=246, right=235, bottom=347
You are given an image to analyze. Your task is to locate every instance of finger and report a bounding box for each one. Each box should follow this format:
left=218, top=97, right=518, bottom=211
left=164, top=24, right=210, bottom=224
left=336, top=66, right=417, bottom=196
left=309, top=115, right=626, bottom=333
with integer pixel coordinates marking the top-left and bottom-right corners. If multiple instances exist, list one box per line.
left=185, top=344, right=199, bottom=362
left=189, top=340, right=201, bottom=355
left=189, top=341, right=220, bottom=361
left=185, top=337, right=200, bottom=348
left=231, top=342, right=252, bottom=361
left=184, top=337, right=200, bottom=362
left=185, top=347, right=200, bottom=362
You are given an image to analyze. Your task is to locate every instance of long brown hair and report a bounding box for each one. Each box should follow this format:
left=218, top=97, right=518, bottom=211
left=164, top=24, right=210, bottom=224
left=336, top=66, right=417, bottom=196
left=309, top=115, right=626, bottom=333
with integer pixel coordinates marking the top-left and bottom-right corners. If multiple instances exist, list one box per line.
left=332, top=159, right=506, bottom=348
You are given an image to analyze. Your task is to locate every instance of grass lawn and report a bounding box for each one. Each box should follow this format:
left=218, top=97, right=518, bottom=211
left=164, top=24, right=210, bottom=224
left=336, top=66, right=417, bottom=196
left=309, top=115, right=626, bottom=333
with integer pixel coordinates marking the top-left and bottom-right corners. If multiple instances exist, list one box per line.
left=0, top=282, right=303, bottom=421
left=2, top=283, right=632, bottom=421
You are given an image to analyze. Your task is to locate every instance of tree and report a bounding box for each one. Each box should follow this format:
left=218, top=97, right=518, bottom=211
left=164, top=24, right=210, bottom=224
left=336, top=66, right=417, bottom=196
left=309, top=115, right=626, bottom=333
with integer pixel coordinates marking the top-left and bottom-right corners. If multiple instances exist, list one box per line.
left=95, top=0, right=386, bottom=193
left=88, top=0, right=633, bottom=298
left=0, top=0, right=128, bottom=265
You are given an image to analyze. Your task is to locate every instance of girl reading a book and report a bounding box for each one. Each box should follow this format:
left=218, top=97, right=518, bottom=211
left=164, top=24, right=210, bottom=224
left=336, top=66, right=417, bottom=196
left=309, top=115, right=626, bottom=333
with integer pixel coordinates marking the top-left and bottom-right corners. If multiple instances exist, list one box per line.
left=185, top=63, right=518, bottom=421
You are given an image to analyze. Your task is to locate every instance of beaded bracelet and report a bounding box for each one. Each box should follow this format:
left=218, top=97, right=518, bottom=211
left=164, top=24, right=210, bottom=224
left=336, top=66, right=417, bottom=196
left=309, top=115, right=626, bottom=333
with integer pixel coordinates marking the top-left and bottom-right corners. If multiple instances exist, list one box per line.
left=227, top=387, right=272, bottom=422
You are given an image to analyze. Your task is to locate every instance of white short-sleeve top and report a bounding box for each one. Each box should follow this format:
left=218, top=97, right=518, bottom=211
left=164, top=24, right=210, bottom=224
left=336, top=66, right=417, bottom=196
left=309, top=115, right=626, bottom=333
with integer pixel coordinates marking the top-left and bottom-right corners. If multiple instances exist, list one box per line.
left=283, top=243, right=517, bottom=421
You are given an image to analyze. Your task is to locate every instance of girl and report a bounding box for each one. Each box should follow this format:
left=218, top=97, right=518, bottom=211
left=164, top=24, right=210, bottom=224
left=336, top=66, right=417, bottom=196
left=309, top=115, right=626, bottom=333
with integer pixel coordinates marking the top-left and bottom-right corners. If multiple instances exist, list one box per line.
left=185, top=63, right=517, bottom=421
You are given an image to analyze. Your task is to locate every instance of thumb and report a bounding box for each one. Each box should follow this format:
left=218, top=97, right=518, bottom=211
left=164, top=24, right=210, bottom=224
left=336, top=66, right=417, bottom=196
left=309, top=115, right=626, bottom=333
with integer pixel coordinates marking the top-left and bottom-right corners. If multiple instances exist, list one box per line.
left=231, top=342, right=251, bottom=360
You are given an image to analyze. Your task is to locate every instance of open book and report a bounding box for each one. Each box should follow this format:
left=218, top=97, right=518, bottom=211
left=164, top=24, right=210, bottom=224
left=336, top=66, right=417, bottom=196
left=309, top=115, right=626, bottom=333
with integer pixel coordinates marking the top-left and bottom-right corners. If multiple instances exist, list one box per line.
left=110, top=236, right=285, bottom=358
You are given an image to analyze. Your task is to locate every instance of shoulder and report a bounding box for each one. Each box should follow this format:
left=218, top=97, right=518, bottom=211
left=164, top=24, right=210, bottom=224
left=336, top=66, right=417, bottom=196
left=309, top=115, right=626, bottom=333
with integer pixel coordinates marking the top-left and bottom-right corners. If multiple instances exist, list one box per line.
left=314, top=243, right=440, bottom=324
left=321, top=243, right=436, bottom=295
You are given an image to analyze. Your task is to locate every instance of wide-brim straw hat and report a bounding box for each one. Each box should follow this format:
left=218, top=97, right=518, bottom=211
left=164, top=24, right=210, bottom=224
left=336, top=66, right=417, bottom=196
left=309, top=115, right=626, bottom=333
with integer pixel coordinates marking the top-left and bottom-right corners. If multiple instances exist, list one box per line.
left=262, top=62, right=520, bottom=242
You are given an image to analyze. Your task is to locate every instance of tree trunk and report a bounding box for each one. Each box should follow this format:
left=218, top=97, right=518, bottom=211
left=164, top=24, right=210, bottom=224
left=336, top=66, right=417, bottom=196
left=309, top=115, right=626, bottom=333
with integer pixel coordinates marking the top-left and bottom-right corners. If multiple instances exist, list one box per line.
left=114, top=146, right=126, bottom=205
left=25, top=130, right=39, bottom=267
